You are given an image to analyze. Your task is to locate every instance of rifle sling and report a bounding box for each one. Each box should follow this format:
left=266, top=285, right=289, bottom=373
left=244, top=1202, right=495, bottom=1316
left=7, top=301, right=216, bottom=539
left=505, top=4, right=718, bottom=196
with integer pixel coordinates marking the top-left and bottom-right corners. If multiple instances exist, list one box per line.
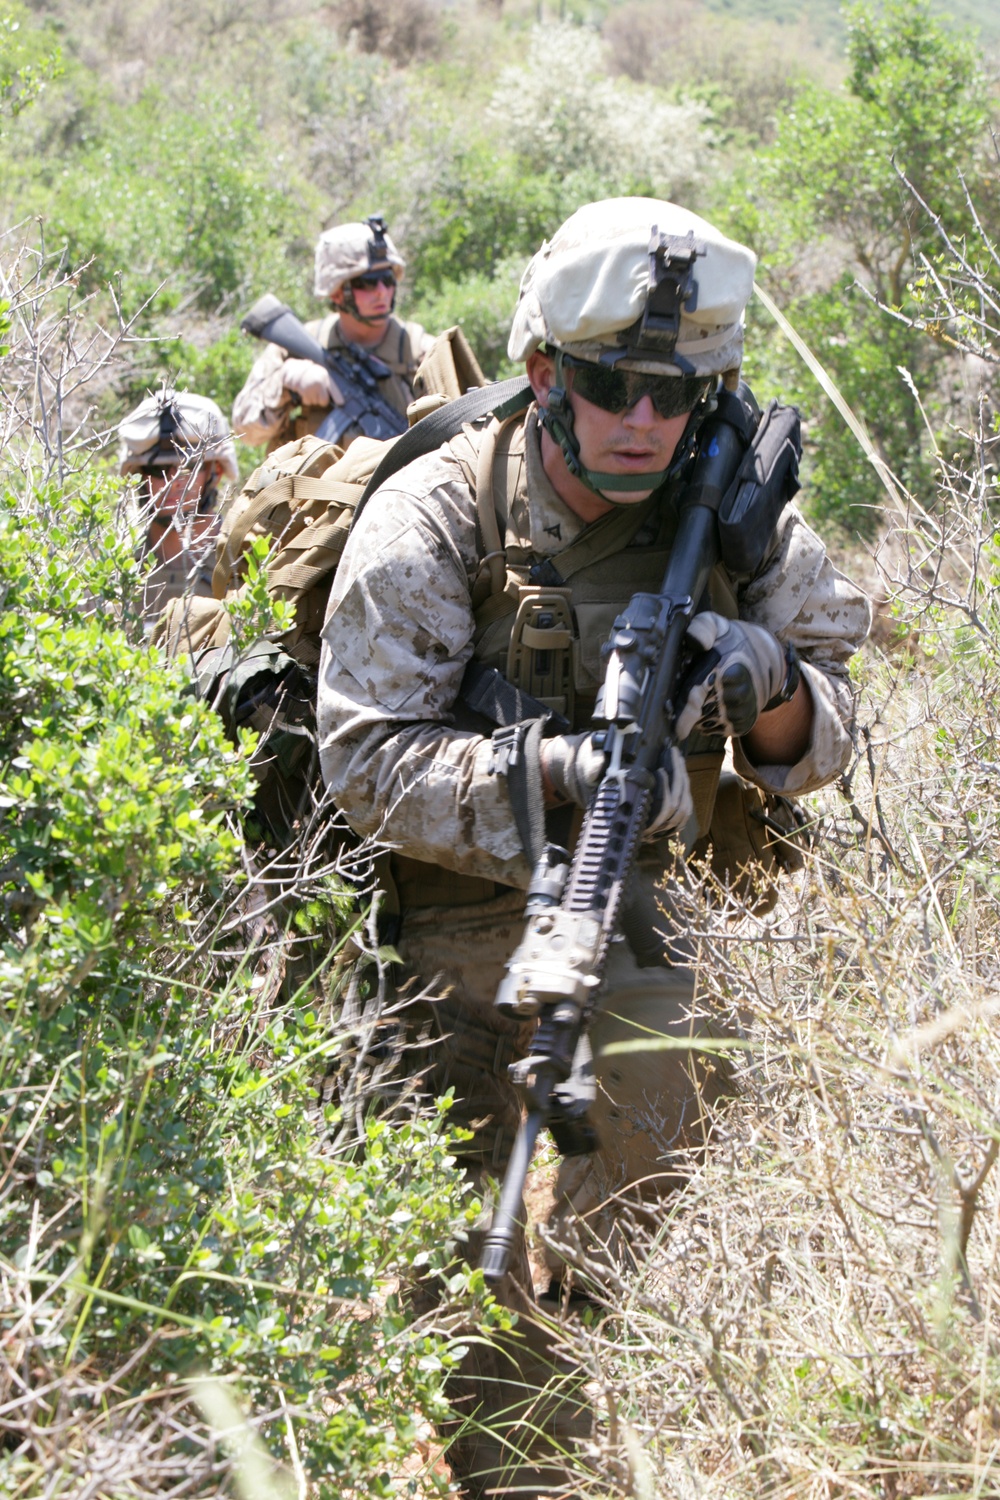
left=352, top=376, right=532, bottom=528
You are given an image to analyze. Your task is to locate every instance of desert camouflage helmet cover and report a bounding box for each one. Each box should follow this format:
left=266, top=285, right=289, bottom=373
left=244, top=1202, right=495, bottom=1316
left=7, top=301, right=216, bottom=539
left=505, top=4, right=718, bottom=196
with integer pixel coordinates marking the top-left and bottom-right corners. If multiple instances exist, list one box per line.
left=118, top=390, right=239, bottom=480
left=313, top=219, right=406, bottom=300
left=508, top=197, right=757, bottom=381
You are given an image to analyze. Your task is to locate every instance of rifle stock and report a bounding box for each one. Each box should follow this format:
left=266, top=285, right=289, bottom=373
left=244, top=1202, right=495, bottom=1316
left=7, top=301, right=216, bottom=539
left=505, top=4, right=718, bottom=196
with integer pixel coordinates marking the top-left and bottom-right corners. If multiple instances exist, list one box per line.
left=241, top=294, right=330, bottom=367
left=240, top=293, right=408, bottom=444
left=482, top=384, right=800, bottom=1285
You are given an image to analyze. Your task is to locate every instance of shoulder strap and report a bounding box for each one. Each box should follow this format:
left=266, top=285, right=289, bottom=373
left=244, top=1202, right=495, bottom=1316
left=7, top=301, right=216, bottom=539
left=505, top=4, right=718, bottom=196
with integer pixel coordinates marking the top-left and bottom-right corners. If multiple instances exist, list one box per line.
left=546, top=498, right=655, bottom=581
left=351, top=376, right=532, bottom=529
left=475, top=414, right=528, bottom=600
left=315, top=312, right=339, bottom=349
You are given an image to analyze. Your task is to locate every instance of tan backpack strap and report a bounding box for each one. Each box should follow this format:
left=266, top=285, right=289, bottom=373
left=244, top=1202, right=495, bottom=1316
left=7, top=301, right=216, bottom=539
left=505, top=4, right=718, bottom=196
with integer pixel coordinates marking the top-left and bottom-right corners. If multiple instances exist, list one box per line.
left=473, top=410, right=531, bottom=600
left=290, top=475, right=351, bottom=504
left=474, top=418, right=507, bottom=598
left=315, top=312, right=339, bottom=349
left=273, top=557, right=341, bottom=594
left=291, top=512, right=354, bottom=552
left=213, top=476, right=297, bottom=597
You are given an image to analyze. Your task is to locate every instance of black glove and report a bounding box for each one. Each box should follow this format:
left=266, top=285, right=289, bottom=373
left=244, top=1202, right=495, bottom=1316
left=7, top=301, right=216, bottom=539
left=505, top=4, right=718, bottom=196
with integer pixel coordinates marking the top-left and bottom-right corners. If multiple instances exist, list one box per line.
left=675, top=612, right=797, bottom=741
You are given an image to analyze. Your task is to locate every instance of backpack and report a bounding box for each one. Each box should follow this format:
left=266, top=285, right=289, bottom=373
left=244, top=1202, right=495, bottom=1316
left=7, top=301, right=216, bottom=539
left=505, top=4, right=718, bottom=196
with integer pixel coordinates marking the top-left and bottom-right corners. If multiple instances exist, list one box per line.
left=154, top=346, right=531, bottom=852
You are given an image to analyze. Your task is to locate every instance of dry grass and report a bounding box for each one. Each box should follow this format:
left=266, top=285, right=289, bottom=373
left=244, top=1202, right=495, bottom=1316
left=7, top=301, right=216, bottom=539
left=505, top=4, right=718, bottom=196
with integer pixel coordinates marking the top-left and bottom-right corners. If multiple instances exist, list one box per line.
left=527, top=371, right=1000, bottom=1497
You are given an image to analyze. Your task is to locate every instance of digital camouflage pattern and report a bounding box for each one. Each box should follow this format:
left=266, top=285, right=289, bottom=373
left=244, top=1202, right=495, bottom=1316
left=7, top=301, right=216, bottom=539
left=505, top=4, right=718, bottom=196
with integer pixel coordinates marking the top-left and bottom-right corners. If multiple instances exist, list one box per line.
left=118, top=390, right=239, bottom=479
left=312, top=218, right=406, bottom=299
left=318, top=406, right=870, bottom=880
left=508, top=195, right=756, bottom=380
left=317, top=403, right=871, bottom=1500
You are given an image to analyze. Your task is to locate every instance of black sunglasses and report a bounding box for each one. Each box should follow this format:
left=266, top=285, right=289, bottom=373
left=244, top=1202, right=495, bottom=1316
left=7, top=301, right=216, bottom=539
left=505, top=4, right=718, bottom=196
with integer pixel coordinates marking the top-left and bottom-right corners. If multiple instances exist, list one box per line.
left=350, top=270, right=397, bottom=291
left=562, top=354, right=713, bottom=419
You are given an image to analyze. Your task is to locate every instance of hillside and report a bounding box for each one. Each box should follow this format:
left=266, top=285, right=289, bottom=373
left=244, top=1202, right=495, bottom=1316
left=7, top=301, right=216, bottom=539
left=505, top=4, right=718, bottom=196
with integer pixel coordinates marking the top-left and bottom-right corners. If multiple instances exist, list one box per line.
left=701, top=0, right=1000, bottom=46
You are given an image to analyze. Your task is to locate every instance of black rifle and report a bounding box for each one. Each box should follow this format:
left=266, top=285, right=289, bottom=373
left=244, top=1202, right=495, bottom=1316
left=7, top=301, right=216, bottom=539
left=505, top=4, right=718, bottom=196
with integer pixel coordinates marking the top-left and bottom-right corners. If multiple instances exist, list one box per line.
left=241, top=293, right=409, bottom=445
left=481, top=384, right=802, bottom=1284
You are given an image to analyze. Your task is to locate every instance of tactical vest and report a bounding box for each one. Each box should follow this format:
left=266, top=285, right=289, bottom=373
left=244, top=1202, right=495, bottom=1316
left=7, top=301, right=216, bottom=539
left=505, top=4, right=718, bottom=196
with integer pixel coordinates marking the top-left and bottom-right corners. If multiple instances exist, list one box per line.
left=158, top=403, right=797, bottom=914
left=389, top=411, right=738, bottom=912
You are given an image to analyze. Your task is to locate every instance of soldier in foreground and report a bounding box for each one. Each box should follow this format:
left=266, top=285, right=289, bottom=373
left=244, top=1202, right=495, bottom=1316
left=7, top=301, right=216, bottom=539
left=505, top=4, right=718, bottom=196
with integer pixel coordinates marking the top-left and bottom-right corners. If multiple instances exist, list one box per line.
left=317, top=198, right=871, bottom=1497
left=232, top=214, right=435, bottom=451
left=118, top=389, right=238, bottom=624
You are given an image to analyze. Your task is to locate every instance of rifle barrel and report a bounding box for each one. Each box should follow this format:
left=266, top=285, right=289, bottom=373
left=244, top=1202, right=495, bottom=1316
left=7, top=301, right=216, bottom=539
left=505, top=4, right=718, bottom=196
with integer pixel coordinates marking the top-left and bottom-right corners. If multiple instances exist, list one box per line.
left=482, top=1110, right=544, bottom=1286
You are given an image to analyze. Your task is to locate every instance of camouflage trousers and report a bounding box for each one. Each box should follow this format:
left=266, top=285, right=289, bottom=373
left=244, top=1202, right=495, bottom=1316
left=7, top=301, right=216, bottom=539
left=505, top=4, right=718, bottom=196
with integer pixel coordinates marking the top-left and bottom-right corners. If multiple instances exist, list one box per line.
left=395, top=885, right=736, bottom=1500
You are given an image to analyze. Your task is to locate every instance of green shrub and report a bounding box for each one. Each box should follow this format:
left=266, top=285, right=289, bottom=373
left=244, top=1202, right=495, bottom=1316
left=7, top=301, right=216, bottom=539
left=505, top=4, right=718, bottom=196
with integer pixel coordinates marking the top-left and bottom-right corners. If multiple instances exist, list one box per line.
left=727, top=0, right=993, bottom=536
left=0, top=3, right=61, bottom=132
left=0, top=267, right=499, bottom=1496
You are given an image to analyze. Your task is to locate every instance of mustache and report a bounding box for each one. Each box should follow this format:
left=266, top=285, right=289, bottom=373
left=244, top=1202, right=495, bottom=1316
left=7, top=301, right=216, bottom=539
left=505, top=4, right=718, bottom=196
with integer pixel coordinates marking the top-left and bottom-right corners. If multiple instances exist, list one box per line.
left=598, top=437, right=668, bottom=457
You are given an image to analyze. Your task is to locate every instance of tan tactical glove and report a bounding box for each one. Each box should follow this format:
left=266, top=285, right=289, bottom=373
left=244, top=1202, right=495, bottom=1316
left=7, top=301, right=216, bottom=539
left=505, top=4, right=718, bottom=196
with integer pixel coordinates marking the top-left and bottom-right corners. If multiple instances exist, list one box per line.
left=541, top=734, right=693, bottom=839
left=280, top=358, right=343, bottom=408
left=674, top=611, right=796, bottom=741
left=644, top=745, right=695, bottom=838
left=541, top=731, right=606, bottom=808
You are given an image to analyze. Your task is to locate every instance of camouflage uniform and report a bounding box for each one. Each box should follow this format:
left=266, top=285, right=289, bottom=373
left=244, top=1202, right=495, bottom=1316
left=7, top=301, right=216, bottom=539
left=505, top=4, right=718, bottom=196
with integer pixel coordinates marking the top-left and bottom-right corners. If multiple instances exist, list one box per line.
left=231, top=310, right=435, bottom=452
left=317, top=399, right=871, bottom=1495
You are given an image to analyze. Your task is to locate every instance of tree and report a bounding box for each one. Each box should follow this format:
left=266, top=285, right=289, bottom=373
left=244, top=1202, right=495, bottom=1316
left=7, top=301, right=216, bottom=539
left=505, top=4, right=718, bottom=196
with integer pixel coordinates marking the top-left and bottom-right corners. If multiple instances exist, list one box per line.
left=732, top=0, right=995, bottom=534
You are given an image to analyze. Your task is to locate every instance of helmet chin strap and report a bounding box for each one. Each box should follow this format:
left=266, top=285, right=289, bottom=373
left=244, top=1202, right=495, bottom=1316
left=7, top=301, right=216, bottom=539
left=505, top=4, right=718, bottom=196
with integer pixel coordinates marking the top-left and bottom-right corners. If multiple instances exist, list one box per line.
left=199, top=471, right=220, bottom=513
left=538, top=352, right=704, bottom=504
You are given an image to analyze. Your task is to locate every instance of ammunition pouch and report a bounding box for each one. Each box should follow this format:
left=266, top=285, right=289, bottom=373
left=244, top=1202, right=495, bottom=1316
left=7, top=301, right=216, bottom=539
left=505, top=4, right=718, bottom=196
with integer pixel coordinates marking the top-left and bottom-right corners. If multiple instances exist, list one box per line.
left=505, top=583, right=577, bottom=721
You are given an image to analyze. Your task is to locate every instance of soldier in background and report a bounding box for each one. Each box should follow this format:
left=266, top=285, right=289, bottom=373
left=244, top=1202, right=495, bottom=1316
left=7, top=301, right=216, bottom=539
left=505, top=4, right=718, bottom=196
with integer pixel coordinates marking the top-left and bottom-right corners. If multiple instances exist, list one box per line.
left=118, top=389, right=238, bottom=624
left=232, top=215, right=436, bottom=452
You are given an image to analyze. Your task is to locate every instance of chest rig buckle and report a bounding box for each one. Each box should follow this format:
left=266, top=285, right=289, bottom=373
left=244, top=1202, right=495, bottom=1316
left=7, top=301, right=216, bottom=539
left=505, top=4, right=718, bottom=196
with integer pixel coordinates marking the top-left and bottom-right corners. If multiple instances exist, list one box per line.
left=505, top=584, right=577, bottom=721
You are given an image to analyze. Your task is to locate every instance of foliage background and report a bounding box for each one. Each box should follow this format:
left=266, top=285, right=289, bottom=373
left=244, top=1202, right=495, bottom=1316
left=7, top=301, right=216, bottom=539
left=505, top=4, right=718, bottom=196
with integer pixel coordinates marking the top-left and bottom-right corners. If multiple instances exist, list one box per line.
left=3, top=0, right=997, bottom=521
left=3, top=0, right=1000, bottom=1494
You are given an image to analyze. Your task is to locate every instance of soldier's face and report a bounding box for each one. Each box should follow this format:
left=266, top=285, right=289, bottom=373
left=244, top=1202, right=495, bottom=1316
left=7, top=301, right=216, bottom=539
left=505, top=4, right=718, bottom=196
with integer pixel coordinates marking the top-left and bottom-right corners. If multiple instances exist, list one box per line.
left=528, top=350, right=693, bottom=508
left=569, top=384, right=691, bottom=502
left=145, top=462, right=217, bottom=513
left=352, top=276, right=395, bottom=320
left=335, top=268, right=396, bottom=329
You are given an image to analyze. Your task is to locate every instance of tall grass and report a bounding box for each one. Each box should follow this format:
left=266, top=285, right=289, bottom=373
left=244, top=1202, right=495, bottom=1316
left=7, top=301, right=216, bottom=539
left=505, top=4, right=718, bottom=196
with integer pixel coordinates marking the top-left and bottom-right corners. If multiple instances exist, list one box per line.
left=529, top=207, right=1000, bottom=1500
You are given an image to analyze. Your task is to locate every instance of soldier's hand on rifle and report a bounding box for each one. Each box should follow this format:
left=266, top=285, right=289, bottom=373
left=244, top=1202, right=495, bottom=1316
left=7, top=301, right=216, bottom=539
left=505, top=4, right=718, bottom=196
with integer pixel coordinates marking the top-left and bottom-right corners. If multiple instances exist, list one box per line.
left=540, top=734, right=694, bottom=838
left=645, top=745, right=695, bottom=838
left=540, top=731, right=605, bottom=809
left=674, top=612, right=796, bottom=741
left=281, top=358, right=344, bottom=408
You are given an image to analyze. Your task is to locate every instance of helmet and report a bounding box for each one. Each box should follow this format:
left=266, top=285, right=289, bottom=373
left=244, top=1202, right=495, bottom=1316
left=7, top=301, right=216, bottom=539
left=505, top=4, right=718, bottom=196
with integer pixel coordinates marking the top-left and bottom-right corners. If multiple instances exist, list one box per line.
left=509, top=197, right=756, bottom=382
left=118, top=389, right=239, bottom=481
left=313, top=213, right=406, bottom=300
left=508, top=198, right=756, bottom=500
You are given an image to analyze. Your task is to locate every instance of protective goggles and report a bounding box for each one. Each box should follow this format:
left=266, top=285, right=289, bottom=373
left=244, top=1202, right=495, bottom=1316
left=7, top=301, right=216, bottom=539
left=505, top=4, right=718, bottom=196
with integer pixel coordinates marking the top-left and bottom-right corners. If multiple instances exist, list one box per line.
left=350, top=270, right=397, bottom=291
left=562, top=354, right=713, bottom=419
